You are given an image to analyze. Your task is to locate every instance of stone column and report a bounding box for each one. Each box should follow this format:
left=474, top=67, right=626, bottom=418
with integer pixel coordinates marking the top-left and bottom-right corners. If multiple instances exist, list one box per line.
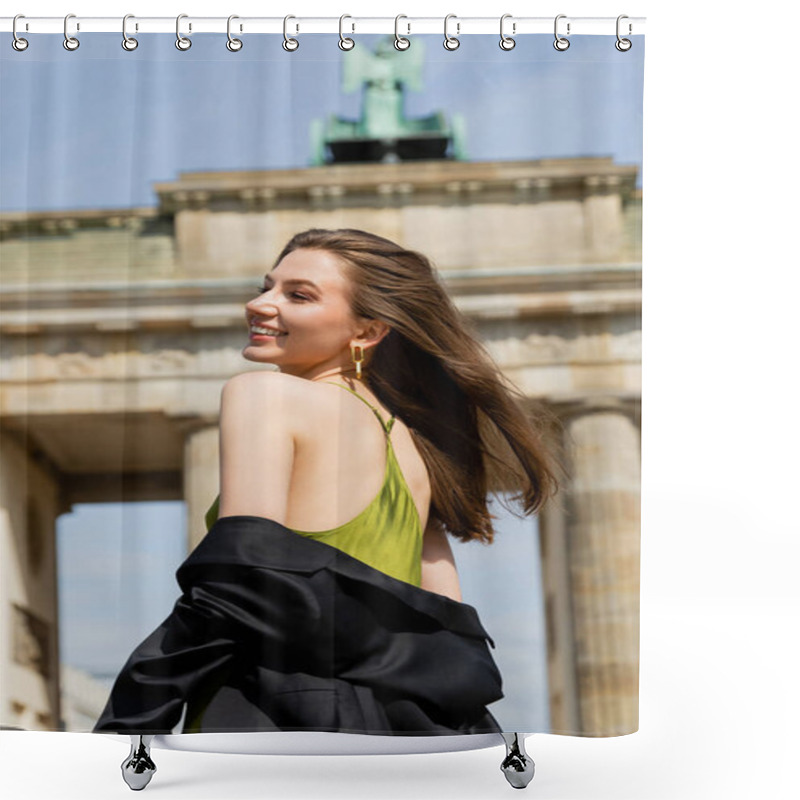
left=0, top=429, right=62, bottom=731
left=539, top=495, right=581, bottom=734
left=181, top=421, right=219, bottom=552
left=560, top=398, right=640, bottom=735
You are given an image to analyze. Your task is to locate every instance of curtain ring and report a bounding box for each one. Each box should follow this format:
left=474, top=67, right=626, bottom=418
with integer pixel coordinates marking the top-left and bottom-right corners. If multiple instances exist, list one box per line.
left=615, top=15, right=632, bottom=52
left=63, top=13, right=80, bottom=51
left=283, top=15, right=299, bottom=51
left=553, top=14, right=570, bottom=51
left=176, top=14, right=191, bottom=51
left=499, top=13, right=516, bottom=51
left=122, top=15, right=138, bottom=51
left=227, top=15, right=243, bottom=51
left=394, top=15, right=410, bottom=51
left=12, top=15, right=29, bottom=52
left=443, top=14, right=460, bottom=51
left=339, top=14, right=355, bottom=50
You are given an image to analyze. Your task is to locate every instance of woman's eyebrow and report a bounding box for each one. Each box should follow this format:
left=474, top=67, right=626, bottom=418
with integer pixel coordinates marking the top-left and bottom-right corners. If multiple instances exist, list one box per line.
left=262, top=277, right=321, bottom=292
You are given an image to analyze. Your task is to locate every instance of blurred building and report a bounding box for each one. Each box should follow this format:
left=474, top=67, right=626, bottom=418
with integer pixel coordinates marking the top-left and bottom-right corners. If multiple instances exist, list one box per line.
left=59, top=664, right=112, bottom=732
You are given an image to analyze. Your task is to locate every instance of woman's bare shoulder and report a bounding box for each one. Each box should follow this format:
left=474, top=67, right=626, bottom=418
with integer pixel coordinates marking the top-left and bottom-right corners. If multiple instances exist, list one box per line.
left=223, top=370, right=308, bottom=396
left=221, top=371, right=323, bottom=428
left=221, top=371, right=335, bottom=421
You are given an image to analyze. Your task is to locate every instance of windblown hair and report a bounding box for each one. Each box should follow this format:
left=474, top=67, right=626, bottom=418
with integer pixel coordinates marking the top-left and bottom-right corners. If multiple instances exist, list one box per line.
left=272, top=228, right=566, bottom=545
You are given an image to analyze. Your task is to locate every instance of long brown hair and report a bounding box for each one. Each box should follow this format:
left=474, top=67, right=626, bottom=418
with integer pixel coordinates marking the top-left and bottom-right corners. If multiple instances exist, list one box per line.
left=273, top=228, right=566, bottom=545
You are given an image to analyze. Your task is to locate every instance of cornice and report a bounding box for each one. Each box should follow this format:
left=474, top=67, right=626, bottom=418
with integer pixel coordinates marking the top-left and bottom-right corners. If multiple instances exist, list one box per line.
left=542, top=394, right=642, bottom=425
left=0, top=207, right=164, bottom=241
left=153, top=157, right=638, bottom=212
left=0, top=157, right=640, bottom=238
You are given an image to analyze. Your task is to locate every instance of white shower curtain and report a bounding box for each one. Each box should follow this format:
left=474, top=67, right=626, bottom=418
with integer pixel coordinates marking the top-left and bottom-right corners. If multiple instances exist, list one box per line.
left=0, top=7, right=645, bottom=793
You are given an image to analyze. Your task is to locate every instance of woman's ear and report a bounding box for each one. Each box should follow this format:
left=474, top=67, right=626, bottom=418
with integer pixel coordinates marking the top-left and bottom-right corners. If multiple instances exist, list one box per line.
left=357, top=319, right=391, bottom=349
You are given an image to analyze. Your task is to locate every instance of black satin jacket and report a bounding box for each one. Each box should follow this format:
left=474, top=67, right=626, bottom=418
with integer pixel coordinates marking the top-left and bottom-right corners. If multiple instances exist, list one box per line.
left=92, top=516, right=504, bottom=736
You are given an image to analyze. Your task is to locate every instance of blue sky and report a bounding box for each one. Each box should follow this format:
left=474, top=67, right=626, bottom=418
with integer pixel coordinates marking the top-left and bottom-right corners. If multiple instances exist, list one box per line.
left=4, top=32, right=644, bottom=731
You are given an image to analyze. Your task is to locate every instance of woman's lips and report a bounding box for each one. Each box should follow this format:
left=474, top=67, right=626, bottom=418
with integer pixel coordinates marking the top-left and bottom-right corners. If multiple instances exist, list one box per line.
left=249, top=332, right=286, bottom=341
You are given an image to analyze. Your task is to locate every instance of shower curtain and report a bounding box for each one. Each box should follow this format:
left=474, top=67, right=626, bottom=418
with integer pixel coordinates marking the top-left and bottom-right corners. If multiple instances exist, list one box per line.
left=0, top=21, right=644, bottom=744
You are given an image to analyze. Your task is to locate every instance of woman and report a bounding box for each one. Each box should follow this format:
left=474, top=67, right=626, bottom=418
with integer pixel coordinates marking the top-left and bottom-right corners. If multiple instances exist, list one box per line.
left=93, top=228, right=563, bottom=740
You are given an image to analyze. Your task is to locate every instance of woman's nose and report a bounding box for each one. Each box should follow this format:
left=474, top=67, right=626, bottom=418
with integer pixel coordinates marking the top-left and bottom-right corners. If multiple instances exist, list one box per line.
left=247, top=292, right=277, bottom=312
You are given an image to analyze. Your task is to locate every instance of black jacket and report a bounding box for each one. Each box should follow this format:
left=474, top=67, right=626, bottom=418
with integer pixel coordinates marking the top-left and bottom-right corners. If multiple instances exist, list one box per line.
left=92, top=515, right=504, bottom=736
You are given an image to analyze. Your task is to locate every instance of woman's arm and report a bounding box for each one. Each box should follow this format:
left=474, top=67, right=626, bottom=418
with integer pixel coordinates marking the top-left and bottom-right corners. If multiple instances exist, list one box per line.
left=420, top=520, right=462, bottom=602
left=216, top=372, right=296, bottom=523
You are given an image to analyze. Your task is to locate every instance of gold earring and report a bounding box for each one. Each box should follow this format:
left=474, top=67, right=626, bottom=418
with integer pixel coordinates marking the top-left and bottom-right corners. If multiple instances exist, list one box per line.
left=351, top=344, right=364, bottom=380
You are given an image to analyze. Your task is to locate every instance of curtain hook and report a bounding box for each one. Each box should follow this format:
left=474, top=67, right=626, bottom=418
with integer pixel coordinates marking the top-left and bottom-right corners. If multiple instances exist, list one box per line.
left=122, top=14, right=138, bottom=51
left=615, top=15, right=633, bottom=52
left=339, top=14, right=355, bottom=50
left=63, top=13, right=80, bottom=51
left=443, top=14, right=460, bottom=51
left=499, top=13, right=516, bottom=51
left=283, top=15, right=299, bottom=51
left=12, top=14, right=29, bottom=52
left=227, top=15, right=243, bottom=51
left=394, top=15, right=410, bottom=51
left=176, top=14, right=191, bottom=51
left=554, top=14, right=570, bottom=52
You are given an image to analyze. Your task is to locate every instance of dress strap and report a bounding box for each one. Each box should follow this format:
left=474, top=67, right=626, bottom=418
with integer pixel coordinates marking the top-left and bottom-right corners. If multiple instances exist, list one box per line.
left=323, top=381, right=396, bottom=434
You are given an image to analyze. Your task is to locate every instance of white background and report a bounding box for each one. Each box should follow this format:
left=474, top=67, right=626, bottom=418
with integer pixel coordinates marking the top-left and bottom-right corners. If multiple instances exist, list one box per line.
left=2, top=1, right=798, bottom=798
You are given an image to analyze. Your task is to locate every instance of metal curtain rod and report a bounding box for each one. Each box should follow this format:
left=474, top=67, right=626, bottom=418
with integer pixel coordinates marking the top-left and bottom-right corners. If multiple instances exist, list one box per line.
left=1, top=16, right=646, bottom=36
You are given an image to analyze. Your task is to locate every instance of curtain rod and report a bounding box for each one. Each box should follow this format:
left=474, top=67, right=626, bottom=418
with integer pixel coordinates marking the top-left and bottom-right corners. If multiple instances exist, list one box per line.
left=1, top=16, right=646, bottom=37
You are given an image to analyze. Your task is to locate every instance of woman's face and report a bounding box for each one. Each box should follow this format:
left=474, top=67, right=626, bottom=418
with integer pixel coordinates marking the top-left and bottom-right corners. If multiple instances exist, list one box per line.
left=242, top=247, right=368, bottom=380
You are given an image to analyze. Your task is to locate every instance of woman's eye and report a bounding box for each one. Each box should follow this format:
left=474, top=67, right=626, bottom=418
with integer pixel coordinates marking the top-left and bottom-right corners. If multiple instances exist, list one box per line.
left=253, top=286, right=309, bottom=301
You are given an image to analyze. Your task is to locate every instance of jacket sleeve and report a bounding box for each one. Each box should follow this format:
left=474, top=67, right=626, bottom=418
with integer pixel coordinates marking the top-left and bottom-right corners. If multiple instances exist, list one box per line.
left=92, top=584, right=240, bottom=735
left=92, top=549, right=324, bottom=735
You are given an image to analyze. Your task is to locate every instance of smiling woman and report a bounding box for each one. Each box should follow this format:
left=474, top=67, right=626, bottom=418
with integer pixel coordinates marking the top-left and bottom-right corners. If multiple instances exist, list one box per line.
left=92, top=226, right=564, bottom=777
